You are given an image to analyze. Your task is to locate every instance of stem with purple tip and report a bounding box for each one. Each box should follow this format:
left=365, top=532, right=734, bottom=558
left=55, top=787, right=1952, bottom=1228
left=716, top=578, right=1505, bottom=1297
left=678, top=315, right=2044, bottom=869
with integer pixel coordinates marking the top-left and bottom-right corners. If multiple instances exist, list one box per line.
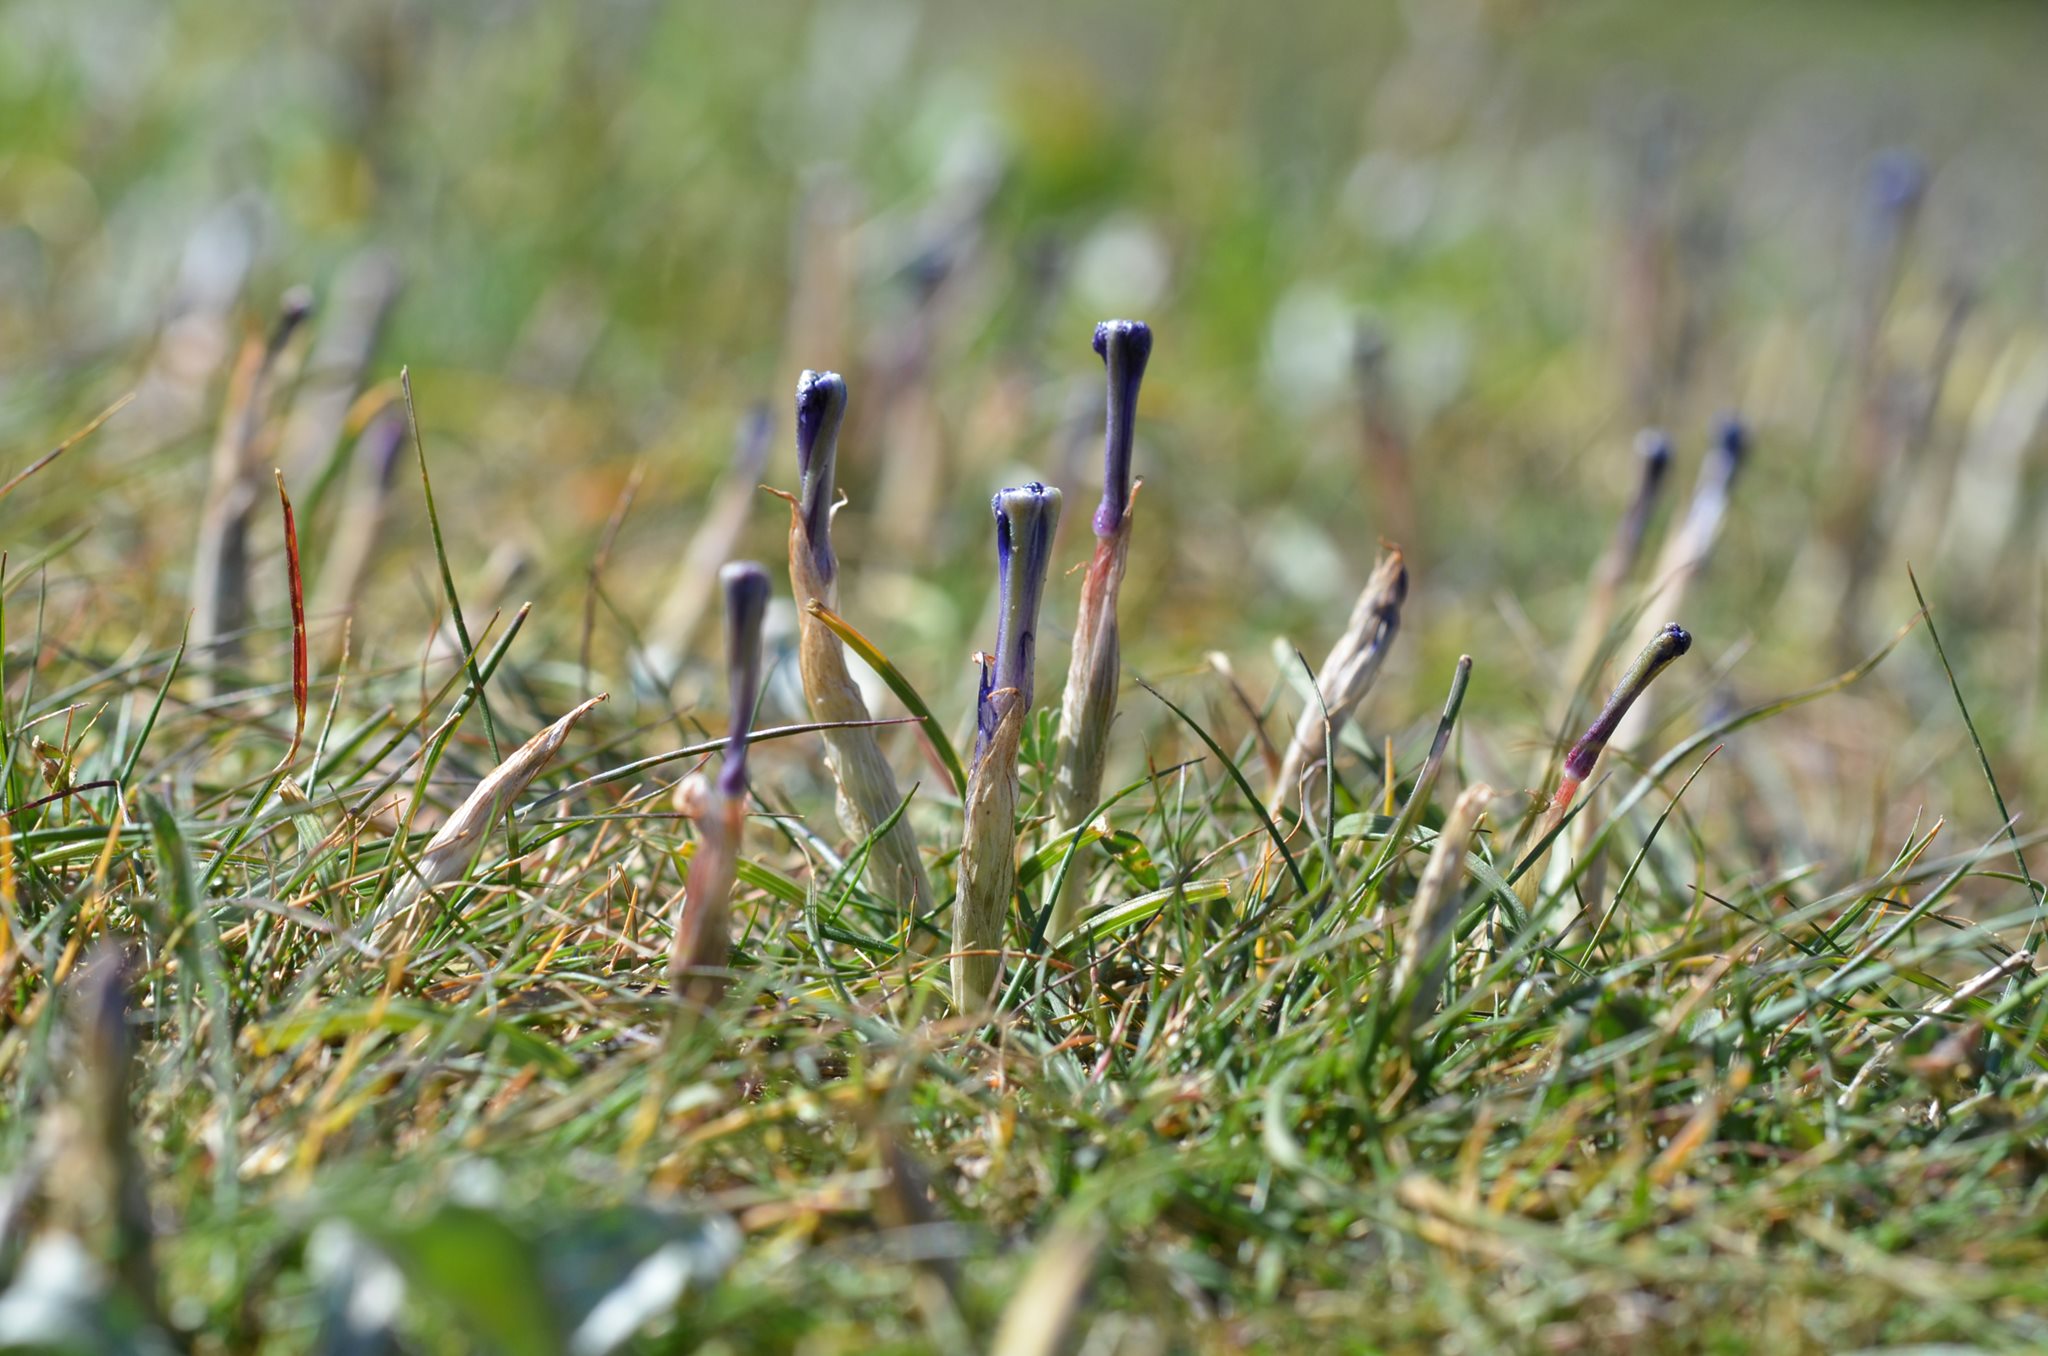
left=957, top=482, right=1061, bottom=1011
left=782, top=371, right=938, bottom=949
left=1049, top=320, right=1152, bottom=942
left=669, top=561, right=770, bottom=1005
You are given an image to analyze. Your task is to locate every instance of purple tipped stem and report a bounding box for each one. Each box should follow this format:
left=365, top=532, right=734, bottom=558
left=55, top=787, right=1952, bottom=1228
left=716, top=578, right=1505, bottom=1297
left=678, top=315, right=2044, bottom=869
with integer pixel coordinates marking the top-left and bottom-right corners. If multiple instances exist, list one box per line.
left=794, top=370, right=847, bottom=583
left=976, top=482, right=1062, bottom=763
left=1614, top=427, right=1672, bottom=563
left=1711, top=413, right=1747, bottom=473
left=269, top=285, right=315, bottom=356
left=1091, top=320, right=1153, bottom=536
left=717, top=561, right=771, bottom=797
left=1557, top=623, right=1691, bottom=803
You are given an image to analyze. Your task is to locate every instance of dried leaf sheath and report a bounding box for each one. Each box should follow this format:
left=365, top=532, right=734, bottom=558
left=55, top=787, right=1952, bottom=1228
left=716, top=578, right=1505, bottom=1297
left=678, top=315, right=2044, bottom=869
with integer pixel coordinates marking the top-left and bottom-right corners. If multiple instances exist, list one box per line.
left=1269, top=549, right=1409, bottom=814
left=953, top=691, right=1023, bottom=1011
left=374, top=695, right=606, bottom=945
left=1051, top=509, right=1130, bottom=838
left=1389, top=782, right=1493, bottom=1041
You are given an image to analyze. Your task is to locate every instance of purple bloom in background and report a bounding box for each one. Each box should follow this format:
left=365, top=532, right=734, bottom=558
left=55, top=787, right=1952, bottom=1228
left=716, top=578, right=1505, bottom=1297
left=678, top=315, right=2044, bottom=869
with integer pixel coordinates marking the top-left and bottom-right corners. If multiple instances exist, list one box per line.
left=717, top=561, right=771, bottom=798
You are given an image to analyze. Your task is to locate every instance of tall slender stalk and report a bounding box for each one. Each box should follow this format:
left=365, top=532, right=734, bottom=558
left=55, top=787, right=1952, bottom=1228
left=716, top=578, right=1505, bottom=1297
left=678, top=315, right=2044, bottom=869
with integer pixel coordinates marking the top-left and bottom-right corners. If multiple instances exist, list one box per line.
left=1049, top=319, right=1152, bottom=942
left=956, top=482, right=1060, bottom=1012
left=669, top=561, right=770, bottom=1005
left=782, top=371, right=938, bottom=946
left=1615, top=416, right=1743, bottom=752
left=1512, top=622, right=1692, bottom=928
left=1551, top=428, right=1673, bottom=732
left=640, top=407, right=773, bottom=687
left=191, top=287, right=312, bottom=695
left=309, top=404, right=408, bottom=643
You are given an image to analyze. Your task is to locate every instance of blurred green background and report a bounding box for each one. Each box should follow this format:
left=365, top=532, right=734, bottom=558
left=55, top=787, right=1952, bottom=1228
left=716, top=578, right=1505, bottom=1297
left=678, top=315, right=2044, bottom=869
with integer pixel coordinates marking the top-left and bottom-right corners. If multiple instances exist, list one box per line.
left=7, top=0, right=2048, bottom=850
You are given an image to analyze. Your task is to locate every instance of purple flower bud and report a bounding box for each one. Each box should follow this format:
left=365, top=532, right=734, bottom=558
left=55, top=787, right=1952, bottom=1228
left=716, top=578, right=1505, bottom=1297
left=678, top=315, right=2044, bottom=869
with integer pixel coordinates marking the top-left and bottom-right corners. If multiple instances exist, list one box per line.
left=717, top=561, right=771, bottom=798
left=1091, top=320, right=1153, bottom=536
left=977, top=482, right=1062, bottom=763
left=1558, top=622, right=1691, bottom=800
left=794, top=370, right=847, bottom=582
left=1666, top=413, right=1748, bottom=567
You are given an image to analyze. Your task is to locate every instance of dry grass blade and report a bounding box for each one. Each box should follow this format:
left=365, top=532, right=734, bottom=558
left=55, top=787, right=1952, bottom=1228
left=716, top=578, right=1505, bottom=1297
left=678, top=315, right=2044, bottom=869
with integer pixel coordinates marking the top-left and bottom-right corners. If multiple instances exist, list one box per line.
left=1269, top=548, right=1408, bottom=814
left=1390, top=783, right=1493, bottom=1041
left=374, top=695, right=606, bottom=942
left=953, top=694, right=1023, bottom=1012
left=1838, top=948, right=2032, bottom=1106
left=271, top=470, right=309, bottom=773
left=0, top=392, right=135, bottom=504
